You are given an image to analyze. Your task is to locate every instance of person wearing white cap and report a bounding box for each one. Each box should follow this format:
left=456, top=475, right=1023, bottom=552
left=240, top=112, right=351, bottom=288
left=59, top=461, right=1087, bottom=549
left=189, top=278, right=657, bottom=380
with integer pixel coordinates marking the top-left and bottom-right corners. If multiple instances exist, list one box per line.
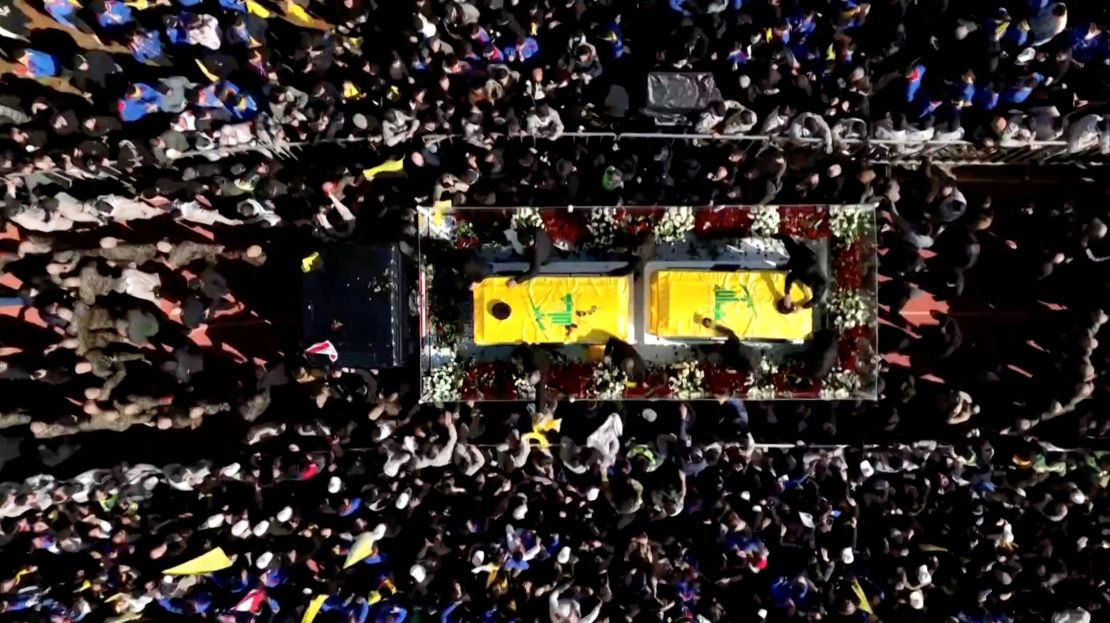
left=409, top=563, right=426, bottom=584
left=231, top=519, right=251, bottom=538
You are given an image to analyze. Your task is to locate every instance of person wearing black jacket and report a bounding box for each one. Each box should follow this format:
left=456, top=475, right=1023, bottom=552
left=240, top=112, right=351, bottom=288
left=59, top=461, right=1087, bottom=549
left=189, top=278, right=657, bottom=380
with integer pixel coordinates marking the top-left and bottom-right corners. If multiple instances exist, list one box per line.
left=508, top=228, right=553, bottom=286
left=779, top=235, right=828, bottom=311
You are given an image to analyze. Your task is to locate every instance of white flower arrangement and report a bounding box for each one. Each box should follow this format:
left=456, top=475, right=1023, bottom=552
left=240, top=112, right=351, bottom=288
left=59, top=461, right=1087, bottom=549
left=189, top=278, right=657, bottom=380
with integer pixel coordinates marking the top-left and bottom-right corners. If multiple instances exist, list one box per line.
left=655, top=206, right=695, bottom=243
left=668, top=361, right=706, bottom=399
left=750, top=205, right=782, bottom=238
left=591, top=364, right=628, bottom=400
left=511, top=207, right=543, bottom=231
left=587, top=207, right=621, bottom=247
left=819, top=367, right=861, bottom=400
left=747, top=357, right=778, bottom=400
left=418, top=206, right=456, bottom=240
left=422, top=358, right=462, bottom=403
left=513, top=372, right=537, bottom=401
left=829, top=206, right=873, bottom=241
left=826, top=289, right=875, bottom=330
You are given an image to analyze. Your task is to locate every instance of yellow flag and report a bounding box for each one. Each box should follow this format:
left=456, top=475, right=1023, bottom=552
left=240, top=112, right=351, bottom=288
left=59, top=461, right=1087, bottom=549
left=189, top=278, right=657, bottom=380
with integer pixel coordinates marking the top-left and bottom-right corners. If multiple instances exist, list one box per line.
left=301, top=595, right=327, bottom=623
left=850, top=580, right=873, bottom=614
left=285, top=0, right=312, bottom=23
left=343, top=533, right=377, bottom=568
left=485, top=564, right=502, bottom=588
left=522, top=432, right=551, bottom=449
left=361, top=157, right=406, bottom=180
left=367, top=591, right=382, bottom=605
left=245, top=0, right=271, bottom=17
left=163, top=548, right=234, bottom=575
left=301, top=252, right=321, bottom=273
left=532, top=413, right=562, bottom=434
left=195, top=59, right=220, bottom=83
left=342, top=82, right=362, bottom=100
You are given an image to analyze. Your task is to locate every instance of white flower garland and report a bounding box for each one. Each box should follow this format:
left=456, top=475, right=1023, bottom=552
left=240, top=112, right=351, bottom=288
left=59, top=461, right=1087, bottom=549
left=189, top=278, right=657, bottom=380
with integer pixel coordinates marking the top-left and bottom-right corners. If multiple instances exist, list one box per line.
left=747, top=357, right=778, bottom=400
left=829, top=206, right=873, bottom=241
left=511, top=207, right=543, bottom=231
left=655, top=206, right=695, bottom=243
left=587, top=207, right=621, bottom=247
left=668, top=361, right=706, bottom=399
left=422, top=358, right=462, bottom=402
left=826, top=289, right=874, bottom=330
left=749, top=205, right=782, bottom=238
left=819, top=367, right=861, bottom=400
left=513, top=372, right=537, bottom=401
left=591, top=364, right=628, bottom=400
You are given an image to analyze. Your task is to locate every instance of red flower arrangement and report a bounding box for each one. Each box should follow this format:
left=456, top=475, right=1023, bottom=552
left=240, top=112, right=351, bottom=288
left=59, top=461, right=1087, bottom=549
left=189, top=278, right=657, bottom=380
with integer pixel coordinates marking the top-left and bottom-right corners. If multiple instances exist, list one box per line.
left=547, top=363, right=596, bottom=398
left=623, top=369, right=672, bottom=399
left=541, top=210, right=587, bottom=250
left=837, top=325, right=871, bottom=373
left=772, top=364, right=822, bottom=398
left=704, top=365, right=751, bottom=397
left=619, top=207, right=664, bottom=236
left=461, top=362, right=515, bottom=400
left=778, top=206, right=830, bottom=239
left=833, top=242, right=864, bottom=290
left=695, top=206, right=753, bottom=236
left=454, top=234, right=480, bottom=249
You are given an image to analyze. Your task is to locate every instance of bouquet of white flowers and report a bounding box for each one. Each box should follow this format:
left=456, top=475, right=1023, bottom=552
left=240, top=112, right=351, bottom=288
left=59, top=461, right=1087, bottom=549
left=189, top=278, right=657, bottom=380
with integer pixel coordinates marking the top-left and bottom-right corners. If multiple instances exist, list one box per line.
left=591, top=364, right=628, bottom=400
left=422, top=358, right=463, bottom=402
left=511, top=207, right=543, bottom=231
left=656, top=206, right=695, bottom=243
left=826, top=289, right=874, bottom=330
left=819, top=367, right=861, bottom=400
left=513, top=372, right=537, bottom=401
left=587, top=207, right=621, bottom=247
left=829, top=206, right=873, bottom=241
left=668, top=361, right=706, bottom=399
left=749, top=205, right=782, bottom=238
left=747, top=356, right=778, bottom=400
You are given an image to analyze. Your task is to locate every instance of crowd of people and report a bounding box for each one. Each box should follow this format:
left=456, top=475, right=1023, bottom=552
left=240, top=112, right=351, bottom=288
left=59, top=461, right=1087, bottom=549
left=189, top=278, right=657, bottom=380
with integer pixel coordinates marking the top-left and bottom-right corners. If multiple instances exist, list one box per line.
left=1, top=0, right=1110, bottom=202
left=2, top=0, right=1110, bottom=621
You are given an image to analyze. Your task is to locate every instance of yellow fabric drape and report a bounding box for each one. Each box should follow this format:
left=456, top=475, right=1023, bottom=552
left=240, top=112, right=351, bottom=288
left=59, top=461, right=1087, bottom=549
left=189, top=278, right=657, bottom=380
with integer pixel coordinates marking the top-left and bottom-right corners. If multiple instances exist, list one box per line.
left=650, top=270, right=813, bottom=341
left=473, top=276, right=631, bottom=345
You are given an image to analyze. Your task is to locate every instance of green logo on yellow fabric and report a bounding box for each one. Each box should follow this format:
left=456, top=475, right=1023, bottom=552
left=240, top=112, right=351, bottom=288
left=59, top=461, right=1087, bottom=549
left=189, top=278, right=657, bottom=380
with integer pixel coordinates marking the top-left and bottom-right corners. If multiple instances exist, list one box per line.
left=713, top=286, right=756, bottom=320
left=532, top=294, right=574, bottom=329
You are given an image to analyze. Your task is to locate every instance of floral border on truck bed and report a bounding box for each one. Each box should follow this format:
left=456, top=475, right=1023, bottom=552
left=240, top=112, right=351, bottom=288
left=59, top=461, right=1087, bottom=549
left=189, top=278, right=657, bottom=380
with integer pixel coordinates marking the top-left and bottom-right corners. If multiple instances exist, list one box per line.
left=418, top=205, right=878, bottom=403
